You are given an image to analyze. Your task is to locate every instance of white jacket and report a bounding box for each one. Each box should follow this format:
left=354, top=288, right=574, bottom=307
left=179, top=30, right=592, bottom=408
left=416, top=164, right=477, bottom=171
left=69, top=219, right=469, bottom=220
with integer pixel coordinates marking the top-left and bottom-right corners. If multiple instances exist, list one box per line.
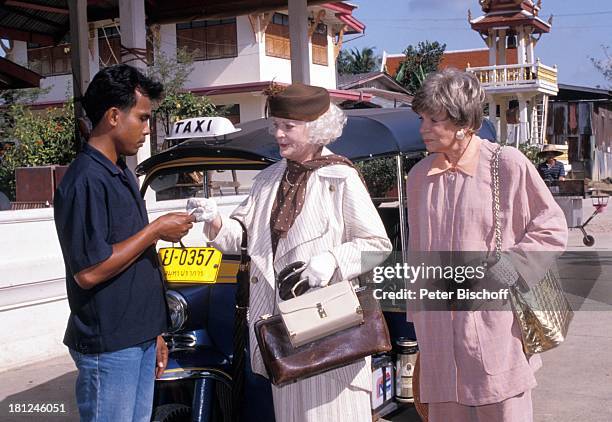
left=210, top=148, right=392, bottom=388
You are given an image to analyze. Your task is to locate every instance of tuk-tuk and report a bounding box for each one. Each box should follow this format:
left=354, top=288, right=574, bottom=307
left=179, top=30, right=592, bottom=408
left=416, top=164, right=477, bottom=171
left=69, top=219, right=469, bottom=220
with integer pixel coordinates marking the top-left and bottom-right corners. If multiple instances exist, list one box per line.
left=136, top=111, right=497, bottom=422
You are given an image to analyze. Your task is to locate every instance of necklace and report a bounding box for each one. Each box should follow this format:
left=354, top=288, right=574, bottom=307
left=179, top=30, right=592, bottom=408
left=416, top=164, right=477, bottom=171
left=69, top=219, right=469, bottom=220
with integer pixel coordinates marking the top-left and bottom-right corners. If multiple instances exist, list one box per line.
left=448, top=135, right=473, bottom=170
left=284, top=170, right=296, bottom=187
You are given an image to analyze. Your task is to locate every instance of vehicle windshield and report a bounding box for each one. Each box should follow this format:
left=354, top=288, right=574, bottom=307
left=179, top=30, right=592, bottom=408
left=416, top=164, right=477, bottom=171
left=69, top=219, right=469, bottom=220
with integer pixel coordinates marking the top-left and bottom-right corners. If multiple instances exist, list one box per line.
left=146, top=168, right=260, bottom=201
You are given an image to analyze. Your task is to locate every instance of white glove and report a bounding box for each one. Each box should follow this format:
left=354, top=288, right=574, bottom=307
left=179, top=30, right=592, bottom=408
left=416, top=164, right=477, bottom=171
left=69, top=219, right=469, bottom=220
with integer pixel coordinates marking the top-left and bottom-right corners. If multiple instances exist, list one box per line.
left=303, top=252, right=337, bottom=288
left=186, top=198, right=219, bottom=223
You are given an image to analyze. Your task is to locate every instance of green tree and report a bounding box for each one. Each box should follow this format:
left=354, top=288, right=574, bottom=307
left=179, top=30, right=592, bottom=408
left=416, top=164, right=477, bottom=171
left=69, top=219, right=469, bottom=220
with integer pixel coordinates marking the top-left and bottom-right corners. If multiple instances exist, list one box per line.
left=590, top=45, right=612, bottom=87
left=337, top=47, right=380, bottom=75
left=395, top=41, right=446, bottom=94
left=147, top=46, right=219, bottom=137
left=0, top=102, right=76, bottom=199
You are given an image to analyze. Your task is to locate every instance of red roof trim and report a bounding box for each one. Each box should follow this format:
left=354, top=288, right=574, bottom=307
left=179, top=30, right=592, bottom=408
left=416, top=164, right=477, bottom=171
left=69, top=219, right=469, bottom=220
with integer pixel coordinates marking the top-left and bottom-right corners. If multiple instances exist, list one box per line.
left=190, top=81, right=372, bottom=101
left=321, top=2, right=365, bottom=33
left=322, top=2, right=356, bottom=13
left=337, top=14, right=365, bottom=33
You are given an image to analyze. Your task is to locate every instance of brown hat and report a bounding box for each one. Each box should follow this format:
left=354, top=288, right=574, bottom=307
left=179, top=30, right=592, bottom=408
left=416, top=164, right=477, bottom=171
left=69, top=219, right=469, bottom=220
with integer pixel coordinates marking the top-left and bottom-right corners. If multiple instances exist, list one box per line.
left=267, top=83, right=330, bottom=122
left=538, top=144, right=564, bottom=158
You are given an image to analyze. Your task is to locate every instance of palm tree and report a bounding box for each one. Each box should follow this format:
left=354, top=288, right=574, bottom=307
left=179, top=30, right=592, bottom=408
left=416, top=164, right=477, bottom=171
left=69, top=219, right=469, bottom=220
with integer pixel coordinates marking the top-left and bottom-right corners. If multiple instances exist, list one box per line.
left=337, top=47, right=380, bottom=75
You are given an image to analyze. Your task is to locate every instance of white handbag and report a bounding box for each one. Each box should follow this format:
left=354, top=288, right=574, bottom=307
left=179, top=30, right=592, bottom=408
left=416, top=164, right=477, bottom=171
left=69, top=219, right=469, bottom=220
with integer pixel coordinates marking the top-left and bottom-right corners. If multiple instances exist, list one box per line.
left=277, top=280, right=364, bottom=348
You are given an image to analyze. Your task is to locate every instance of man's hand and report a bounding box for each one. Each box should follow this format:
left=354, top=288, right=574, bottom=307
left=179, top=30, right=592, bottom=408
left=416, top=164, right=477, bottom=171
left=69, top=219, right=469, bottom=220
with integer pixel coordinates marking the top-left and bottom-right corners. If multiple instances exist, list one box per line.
left=153, top=212, right=195, bottom=243
left=155, top=335, right=168, bottom=378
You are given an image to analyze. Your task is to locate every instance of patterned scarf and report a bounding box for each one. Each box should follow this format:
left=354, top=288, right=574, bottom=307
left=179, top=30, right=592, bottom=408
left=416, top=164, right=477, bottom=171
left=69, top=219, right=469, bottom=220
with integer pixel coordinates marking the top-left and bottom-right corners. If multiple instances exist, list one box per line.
left=270, top=154, right=364, bottom=256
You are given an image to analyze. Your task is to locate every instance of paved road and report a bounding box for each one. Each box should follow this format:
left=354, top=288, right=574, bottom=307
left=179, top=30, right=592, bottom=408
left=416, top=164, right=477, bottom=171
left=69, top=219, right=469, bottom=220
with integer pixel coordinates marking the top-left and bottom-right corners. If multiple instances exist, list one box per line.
left=1, top=200, right=610, bottom=422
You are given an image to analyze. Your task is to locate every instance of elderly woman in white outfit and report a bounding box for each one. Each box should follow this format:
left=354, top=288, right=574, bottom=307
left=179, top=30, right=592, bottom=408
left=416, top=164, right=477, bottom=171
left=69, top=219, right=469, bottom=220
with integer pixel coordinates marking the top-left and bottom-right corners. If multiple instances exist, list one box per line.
left=189, top=83, right=391, bottom=422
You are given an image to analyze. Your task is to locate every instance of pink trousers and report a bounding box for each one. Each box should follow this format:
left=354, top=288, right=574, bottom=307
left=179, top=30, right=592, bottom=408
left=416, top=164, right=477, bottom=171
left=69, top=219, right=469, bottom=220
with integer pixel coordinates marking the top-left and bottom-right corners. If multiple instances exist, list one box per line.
left=429, top=390, right=533, bottom=422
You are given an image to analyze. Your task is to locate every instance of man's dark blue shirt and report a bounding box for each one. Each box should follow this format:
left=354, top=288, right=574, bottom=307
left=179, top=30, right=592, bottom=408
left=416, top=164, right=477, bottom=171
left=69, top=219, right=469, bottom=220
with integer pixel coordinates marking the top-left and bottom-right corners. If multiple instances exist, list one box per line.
left=54, top=143, right=167, bottom=354
left=537, top=160, right=566, bottom=182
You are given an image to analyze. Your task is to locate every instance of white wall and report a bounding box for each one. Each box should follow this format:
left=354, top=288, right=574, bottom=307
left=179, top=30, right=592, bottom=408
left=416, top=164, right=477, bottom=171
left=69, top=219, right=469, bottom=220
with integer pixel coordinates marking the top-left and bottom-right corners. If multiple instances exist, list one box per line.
left=183, top=16, right=262, bottom=89
left=0, top=197, right=245, bottom=372
left=209, top=93, right=266, bottom=122
left=10, top=40, right=28, bottom=67
left=37, top=74, right=73, bottom=104
left=259, top=30, right=337, bottom=89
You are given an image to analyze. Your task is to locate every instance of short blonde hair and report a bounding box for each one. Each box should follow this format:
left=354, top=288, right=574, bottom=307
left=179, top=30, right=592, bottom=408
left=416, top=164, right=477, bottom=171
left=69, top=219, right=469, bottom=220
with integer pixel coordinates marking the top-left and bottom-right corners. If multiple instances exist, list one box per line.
left=412, top=68, right=485, bottom=132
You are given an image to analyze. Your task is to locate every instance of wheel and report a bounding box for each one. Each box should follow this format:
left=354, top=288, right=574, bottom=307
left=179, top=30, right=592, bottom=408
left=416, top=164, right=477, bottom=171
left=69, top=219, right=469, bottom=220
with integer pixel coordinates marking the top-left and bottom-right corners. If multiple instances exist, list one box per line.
left=151, top=404, right=191, bottom=422
left=583, top=235, right=595, bottom=247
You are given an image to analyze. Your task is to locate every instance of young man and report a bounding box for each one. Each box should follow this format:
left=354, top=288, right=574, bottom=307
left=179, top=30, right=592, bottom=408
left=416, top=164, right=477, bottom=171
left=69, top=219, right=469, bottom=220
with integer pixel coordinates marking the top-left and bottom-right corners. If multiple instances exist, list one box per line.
left=54, top=64, right=195, bottom=421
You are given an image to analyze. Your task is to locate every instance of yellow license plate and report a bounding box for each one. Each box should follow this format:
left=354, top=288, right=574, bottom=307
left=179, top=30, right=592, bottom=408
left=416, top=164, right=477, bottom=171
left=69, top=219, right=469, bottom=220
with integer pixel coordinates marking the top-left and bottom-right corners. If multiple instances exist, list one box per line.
left=158, top=247, right=222, bottom=283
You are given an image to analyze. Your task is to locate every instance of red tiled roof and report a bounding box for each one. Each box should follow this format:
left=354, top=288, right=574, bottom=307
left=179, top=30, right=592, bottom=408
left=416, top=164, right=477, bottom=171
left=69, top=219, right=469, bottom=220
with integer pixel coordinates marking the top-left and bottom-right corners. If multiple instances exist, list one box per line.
left=384, top=49, right=519, bottom=77
left=471, top=11, right=550, bottom=33
left=439, top=49, right=518, bottom=70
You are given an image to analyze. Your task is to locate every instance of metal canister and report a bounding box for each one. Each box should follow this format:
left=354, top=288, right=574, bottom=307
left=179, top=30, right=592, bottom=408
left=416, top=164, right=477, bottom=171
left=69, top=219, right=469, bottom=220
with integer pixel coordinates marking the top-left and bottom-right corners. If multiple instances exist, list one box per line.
left=395, top=338, right=418, bottom=403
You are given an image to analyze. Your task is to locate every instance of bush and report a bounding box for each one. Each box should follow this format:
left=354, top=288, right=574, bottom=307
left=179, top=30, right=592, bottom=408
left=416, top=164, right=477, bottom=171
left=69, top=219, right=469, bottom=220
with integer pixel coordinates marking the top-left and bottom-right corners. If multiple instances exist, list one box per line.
left=0, top=102, right=75, bottom=200
left=356, top=157, right=397, bottom=198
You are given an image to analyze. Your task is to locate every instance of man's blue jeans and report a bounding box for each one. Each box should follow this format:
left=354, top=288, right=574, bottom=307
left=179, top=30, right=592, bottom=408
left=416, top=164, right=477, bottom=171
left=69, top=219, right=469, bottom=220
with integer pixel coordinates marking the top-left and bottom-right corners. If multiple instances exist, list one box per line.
left=69, top=340, right=156, bottom=422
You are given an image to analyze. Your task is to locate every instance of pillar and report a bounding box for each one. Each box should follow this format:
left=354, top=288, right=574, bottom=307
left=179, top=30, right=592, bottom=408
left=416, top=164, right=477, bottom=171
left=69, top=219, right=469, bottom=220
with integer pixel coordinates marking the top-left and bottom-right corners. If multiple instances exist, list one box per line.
left=11, top=40, right=28, bottom=66
left=288, top=0, right=310, bottom=84
left=498, top=29, right=506, bottom=65
left=488, top=97, right=497, bottom=139
left=119, top=0, right=150, bottom=175
left=68, top=0, right=90, bottom=154
left=517, top=26, right=526, bottom=66
left=88, top=24, right=100, bottom=81
left=517, top=94, right=529, bottom=146
left=488, top=30, right=497, bottom=66
left=499, top=99, right=508, bottom=144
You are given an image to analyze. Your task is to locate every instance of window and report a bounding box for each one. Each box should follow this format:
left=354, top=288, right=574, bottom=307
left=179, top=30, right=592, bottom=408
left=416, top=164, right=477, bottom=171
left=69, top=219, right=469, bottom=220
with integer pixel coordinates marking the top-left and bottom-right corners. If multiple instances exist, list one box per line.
left=217, top=104, right=241, bottom=124
left=176, top=19, right=238, bottom=61
left=311, top=23, right=328, bottom=66
left=265, top=13, right=328, bottom=66
left=265, top=13, right=290, bottom=59
left=98, top=26, right=154, bottom=67
left=28, top=44, right=72, bottom=76
left=146, top=167, right=260, bottom=201
left=98, top=27, right=121, bottom=68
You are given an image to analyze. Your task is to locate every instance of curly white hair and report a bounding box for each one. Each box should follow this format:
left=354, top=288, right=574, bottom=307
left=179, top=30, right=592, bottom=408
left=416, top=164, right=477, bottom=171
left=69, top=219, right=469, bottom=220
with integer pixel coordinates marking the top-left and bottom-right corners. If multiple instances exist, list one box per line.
left=268, top=103, right=347, bottom=146
left=305, top=103, right=347, bottom=145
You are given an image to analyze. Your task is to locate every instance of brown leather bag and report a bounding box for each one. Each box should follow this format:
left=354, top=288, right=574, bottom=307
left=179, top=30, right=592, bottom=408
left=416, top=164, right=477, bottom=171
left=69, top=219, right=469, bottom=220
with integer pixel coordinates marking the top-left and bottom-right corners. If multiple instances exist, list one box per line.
left=254, top=287, right=392, bottom=386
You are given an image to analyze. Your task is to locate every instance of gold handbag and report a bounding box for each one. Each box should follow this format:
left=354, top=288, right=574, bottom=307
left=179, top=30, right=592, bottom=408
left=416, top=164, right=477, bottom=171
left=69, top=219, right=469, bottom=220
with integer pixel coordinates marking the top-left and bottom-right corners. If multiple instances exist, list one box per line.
left=491, top=145, right=573, bottom=355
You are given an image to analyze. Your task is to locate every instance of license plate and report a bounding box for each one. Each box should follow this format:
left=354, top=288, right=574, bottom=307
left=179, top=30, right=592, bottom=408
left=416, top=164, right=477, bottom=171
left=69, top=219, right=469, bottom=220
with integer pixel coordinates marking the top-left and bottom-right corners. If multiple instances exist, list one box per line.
left=158, top=247, right=222, bottom=283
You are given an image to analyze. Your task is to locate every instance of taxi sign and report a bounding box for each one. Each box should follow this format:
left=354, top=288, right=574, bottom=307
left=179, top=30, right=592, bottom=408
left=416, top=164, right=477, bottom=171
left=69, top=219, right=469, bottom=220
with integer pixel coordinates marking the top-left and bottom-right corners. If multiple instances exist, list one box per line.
left=158, top=247, right=222, bottom=283
left=165, top=117, right=241, bottom=140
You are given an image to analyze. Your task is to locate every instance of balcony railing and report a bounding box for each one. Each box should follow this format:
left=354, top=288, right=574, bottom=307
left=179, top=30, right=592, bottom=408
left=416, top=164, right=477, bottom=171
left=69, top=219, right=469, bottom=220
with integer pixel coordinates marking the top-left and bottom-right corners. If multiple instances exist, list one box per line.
left=467, top=60, right=558, bottom=94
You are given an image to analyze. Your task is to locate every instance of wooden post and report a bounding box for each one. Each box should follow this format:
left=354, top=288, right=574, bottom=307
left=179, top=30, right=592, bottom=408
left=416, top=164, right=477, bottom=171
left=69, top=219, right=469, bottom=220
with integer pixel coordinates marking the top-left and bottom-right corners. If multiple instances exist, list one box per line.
left=288, top=0, right=310, bottom=84
left=119, top=0, right=150, bottom=176
left=68, top=0, right=90, bottom=154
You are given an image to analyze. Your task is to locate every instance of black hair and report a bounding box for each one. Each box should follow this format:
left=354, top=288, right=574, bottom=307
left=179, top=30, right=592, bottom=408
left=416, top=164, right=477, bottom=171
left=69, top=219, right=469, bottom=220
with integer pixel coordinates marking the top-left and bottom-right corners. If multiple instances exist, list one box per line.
left=82, top=64, right=163, bottom=129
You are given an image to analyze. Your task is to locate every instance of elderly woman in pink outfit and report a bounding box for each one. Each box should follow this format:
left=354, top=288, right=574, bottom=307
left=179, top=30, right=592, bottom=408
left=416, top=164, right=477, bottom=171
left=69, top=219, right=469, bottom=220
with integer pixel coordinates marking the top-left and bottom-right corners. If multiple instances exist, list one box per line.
left=405, top=68, right=568, bottom=421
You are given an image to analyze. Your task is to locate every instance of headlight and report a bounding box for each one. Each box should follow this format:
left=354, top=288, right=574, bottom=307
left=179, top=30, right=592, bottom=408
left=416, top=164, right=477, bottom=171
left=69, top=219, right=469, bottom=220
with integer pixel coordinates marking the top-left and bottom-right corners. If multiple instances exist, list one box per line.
left=166, top=290, right=188, bottom=333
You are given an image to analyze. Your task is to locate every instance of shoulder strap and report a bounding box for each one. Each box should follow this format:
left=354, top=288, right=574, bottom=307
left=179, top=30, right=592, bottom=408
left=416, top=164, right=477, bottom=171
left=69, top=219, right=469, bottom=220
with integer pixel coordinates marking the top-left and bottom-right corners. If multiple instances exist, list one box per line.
left=491, top=145, right=503, bottom=261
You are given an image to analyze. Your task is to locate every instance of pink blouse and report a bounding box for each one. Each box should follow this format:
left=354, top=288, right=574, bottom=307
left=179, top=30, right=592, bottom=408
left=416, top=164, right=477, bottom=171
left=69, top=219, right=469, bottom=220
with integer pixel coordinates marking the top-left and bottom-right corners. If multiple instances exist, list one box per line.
left=406, top=137, right=568, bottom=405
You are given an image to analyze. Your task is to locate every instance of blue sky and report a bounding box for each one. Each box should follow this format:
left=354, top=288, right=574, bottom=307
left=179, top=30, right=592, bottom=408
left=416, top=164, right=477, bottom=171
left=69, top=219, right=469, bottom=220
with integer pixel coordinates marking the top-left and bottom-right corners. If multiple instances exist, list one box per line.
left=346, top=0, right=611, bottom=88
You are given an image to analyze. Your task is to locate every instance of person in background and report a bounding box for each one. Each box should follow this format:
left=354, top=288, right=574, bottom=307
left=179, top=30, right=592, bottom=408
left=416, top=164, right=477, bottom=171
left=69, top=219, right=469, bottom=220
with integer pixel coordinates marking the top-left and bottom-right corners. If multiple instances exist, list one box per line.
left=537, top=144, right=566, bottom=182
left=54, top=64, right=195, bottom=422
left=405, top=68, right=568, bottom=422
left=188, top=83, right=391, bottom=422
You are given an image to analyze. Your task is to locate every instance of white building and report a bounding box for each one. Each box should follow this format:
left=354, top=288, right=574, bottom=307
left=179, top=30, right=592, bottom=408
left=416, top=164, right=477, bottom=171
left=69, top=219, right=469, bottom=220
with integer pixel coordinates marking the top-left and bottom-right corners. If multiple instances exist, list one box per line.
left=9, top=3, right=365, bottom=127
